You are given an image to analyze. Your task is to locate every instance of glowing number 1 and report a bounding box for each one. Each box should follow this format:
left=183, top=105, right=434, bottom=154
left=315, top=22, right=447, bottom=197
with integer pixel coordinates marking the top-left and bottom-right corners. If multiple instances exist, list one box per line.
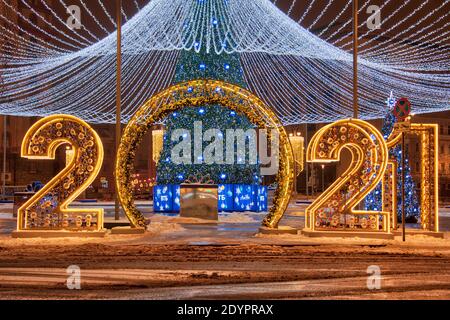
left=385, top=123, right=439, bottom=231
left=18, top=115, right=104, bottom=231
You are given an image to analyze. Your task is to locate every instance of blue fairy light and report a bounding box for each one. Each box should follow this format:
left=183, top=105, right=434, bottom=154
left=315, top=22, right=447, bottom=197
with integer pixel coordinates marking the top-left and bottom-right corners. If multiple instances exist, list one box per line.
left=224, top=63, right=230, bottom=70
left=199, top=63, right=206, bottom=70
left=199, top=108, right=205, bottom=114
left=220, top=173, right=227, bottom=179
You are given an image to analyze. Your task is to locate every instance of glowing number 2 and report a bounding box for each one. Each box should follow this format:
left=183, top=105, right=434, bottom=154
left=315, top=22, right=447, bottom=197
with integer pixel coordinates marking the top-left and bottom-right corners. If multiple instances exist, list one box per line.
left=18, top=115, right=104, bottom=231
left=305, top=119, right=390, bottom=232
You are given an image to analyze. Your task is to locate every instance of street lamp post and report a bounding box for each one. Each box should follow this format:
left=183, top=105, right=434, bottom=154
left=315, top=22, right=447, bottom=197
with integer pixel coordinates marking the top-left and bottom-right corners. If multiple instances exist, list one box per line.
left=353, top=0, right=359, bottom=119
left=115, top=0, right=122, bottom=221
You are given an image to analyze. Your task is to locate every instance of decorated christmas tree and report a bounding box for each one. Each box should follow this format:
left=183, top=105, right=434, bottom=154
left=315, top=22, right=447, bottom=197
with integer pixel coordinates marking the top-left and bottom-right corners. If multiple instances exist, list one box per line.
left=364, top=93, right=421, bottom=222
left=156, top=34, right=259, bottom=185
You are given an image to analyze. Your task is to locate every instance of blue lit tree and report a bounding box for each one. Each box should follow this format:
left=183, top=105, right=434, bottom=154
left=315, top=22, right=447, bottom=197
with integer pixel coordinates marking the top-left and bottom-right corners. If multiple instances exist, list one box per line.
left=365, top=94, right=420, bottom=223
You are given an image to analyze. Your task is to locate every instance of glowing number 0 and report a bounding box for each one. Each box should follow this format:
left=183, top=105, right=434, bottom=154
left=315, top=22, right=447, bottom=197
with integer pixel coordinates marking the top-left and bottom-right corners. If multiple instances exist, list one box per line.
left=18, top=115, right=104, bottom=232
left=304, top=119, right=390, bottom=232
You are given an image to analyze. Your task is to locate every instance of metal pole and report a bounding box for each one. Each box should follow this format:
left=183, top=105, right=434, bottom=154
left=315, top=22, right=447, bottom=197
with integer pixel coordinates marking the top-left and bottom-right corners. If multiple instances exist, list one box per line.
left=305, top=124, right=309, bottom=199
left=401, top=132, right=406, bottom=242
left=0, top=39, right=6, bottom=199
left=352, top=0, right=359, bottom=119
left=2, top=116, right=6, bottom=199
left=115, top=0, right=122, bottom=221
left=294, top=156, right=297, bottom=195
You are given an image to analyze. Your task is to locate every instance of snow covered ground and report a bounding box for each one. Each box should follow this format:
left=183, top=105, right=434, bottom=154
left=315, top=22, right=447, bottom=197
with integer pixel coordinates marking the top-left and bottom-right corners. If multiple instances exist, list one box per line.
left=0, top=201, right=450, bottom=299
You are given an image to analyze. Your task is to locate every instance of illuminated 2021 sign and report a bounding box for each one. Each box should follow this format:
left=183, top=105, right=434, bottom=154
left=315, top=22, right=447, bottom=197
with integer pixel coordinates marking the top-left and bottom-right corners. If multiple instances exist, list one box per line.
left=18, top=113, right=438, bottom=235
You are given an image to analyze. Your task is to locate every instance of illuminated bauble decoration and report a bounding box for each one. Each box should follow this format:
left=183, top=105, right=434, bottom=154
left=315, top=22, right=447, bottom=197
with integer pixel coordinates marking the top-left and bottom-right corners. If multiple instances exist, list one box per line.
left=393, top=97, right=412, bottom=122
left=115, top=79, right=294, bottom=229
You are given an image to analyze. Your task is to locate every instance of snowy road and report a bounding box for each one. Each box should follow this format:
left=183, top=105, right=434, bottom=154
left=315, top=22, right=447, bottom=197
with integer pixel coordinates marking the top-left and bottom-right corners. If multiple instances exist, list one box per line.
left=1, top=240, right=450, bottom=299
left=0, top=203, right=450, bottom=299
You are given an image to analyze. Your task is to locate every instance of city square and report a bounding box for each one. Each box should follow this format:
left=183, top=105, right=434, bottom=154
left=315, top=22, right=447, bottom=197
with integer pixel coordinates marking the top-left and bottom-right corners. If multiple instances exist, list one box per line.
left=0, top=0, right=449, bottom=304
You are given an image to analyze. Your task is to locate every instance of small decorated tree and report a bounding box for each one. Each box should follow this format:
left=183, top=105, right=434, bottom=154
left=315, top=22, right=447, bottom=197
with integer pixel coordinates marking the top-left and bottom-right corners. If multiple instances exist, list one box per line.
left=364, top=93, right=421, bottom=222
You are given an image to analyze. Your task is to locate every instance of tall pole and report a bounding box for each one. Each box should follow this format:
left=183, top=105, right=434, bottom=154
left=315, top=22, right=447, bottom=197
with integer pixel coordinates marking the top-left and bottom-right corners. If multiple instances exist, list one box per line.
left=401, top=132, right=406, bottom=242
left=2, top=116, right=6, bottom=199
left=352, top=0, right=359, bottom=119
left=305, top=123, right=309, bottom=199
left=115, top=0, right=122, bottom=221
left=294, top=155, right=297, bottom=194
left=0, top=39, right=6, bottom=199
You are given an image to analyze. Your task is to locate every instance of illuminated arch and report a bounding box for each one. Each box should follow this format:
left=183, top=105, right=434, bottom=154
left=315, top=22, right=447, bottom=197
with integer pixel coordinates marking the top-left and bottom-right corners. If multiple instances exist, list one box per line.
left=115, top=79, right=294, bottom=228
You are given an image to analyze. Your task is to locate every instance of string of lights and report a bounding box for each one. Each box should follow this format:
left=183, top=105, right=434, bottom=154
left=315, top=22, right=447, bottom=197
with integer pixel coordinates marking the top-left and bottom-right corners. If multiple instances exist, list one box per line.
left=323, top=0, right=371, bottom=43
left=79, top=0, right=111, bottom=36
left=98, top=0, right=117, bottom=28
left=286, top=0, right=449, bottom=71
left=317, top=0, right=351, bottom=37
left=134, top=0, right=141, bottom=11
left=0, top=15, right=72, bottom=58
left=297, top=0, right=316, bottom=24
left=0, top=0, right=81, bottom=51
left=307, top=0, right=334, bottom=31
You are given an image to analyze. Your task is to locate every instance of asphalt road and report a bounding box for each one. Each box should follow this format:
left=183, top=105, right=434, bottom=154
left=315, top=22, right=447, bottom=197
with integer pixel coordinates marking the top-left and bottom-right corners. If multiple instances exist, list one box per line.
left=0, top=243, right=450, bottom=299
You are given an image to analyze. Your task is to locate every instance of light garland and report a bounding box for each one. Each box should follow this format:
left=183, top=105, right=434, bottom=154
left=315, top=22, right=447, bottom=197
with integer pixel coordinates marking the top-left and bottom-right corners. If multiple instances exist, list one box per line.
left=98, top=0, right=117, bottom=28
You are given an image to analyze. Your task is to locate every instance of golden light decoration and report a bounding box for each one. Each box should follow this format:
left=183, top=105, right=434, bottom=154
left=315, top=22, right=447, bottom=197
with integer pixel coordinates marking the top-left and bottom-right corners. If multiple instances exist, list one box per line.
left=115, top=79, right=294, bottom=228
left=304, top=119, right=390, bottom=233
left=288, top=133, right=304, bottom=176
left=18, top=115, right=104, bottom=232
left=152, top=129, right=164, bottom=163
left=65, top=145, right=74, bottom=166
left=382, top=161, right=398, bottom=229
left=386, top=122, right=439, bottom=231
